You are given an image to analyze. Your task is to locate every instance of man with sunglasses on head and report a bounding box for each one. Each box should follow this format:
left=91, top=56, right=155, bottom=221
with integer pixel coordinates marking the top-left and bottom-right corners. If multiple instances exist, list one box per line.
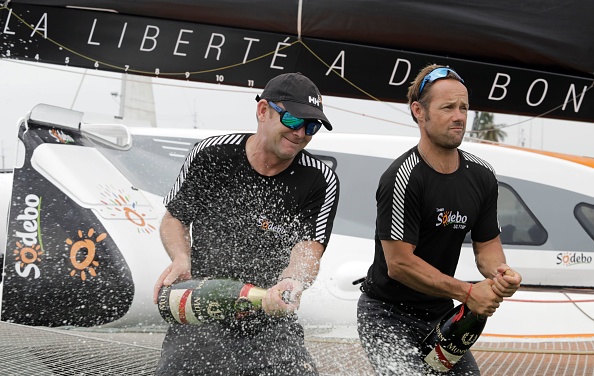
left=357, top=64, right=522, bottom=375
left=153, top=72, right=339, bottom=375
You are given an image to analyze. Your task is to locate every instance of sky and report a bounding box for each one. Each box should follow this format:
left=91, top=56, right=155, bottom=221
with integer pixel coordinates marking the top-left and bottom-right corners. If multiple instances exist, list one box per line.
left=1, top=58, right=594, bottom=170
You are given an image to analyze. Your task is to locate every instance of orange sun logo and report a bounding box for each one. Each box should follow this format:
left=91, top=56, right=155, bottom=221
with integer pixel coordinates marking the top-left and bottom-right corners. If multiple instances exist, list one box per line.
left=13, top=242, right=44, bottom=266
left=66, top=228, right=107, bottom=281
left=100, top=185, right=156, bottom=234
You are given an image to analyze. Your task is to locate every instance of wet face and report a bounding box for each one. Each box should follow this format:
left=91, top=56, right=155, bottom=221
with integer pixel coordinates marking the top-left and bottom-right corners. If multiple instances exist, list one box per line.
left=416, top=79, right=468, bottom=149
left=262, top=102, right=312, bottom=160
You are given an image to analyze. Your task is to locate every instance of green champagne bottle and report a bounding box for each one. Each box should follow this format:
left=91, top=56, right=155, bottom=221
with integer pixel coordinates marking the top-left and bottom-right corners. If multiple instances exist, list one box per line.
left=421, top=303, right=487, bottom=372
left=157, top=278, right=268, bottom=325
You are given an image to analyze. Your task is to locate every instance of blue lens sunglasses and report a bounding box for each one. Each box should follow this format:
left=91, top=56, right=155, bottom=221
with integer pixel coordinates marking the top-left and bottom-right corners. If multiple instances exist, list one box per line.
left=418, top=67, right=464, bottom=96
left=267, top=101, right=323, bottom=136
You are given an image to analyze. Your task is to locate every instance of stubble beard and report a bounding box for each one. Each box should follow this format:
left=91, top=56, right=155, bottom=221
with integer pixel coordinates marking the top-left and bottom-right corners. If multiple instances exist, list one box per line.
left=273, top=134, right=304, bottom=161
left=426, top=128, right=464, bottom=150
left=424, top=114, right=464, bottom=150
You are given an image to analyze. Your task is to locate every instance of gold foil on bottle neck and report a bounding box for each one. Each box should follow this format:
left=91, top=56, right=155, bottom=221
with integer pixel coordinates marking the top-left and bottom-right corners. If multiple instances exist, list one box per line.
left=246, top=286, right=267, bottom=309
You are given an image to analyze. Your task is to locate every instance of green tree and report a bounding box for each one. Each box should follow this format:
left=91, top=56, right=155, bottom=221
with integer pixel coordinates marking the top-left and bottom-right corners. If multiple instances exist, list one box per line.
left=470, top=111, right=507, bottom=142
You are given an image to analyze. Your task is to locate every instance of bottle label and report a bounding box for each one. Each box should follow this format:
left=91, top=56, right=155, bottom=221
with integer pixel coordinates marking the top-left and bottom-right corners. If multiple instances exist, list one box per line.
left=169, top=289, right=195, bottom=324
left=168, top=278, right=210, bottom=324
left=461, top=332, right=480, bottom=346
left=169, top=288, right=197, bottom=324
left=424, top=344, right=463, bottom=372
left=158, top=278, right=264, bottom=325
left=157, top=286, right=176, bottom=324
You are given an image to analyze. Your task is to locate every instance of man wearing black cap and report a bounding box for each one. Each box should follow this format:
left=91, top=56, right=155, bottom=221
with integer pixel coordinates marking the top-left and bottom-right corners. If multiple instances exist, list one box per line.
left=153, top=72, right=339, bottom=375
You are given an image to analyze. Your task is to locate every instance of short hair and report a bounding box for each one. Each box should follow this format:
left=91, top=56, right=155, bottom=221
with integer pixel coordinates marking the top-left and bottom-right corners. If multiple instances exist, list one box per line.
left=406, top=64, right=464, bottom=123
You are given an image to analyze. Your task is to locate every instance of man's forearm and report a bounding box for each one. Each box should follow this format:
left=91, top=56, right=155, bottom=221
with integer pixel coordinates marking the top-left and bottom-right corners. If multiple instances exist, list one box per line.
left=160, top=211, right=191, bottom=261
left=473, top=237, right=506, bottom=278
left=280, top=241, right=324, bottom=288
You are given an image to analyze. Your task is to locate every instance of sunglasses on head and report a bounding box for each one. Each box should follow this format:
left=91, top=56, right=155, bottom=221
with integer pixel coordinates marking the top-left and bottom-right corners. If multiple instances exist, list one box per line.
left=418, top=67, right=464, bottom=96
left=267, top=101, right=323, bottom=136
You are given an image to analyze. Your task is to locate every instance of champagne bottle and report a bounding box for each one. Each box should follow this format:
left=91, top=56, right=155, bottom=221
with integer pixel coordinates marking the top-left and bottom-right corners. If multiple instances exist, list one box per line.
left=421, top=303, right=487, bottom=372
left=157, top=278, right=268, bottom=325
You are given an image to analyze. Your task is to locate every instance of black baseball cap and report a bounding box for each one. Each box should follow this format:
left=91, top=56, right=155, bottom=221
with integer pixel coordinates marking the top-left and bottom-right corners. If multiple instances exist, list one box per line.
left=256, top=72, right=332, bottom=130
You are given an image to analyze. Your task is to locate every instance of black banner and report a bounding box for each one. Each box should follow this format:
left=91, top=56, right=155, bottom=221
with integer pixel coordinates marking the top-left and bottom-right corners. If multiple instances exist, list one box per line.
left=1, top=4, right=593, bottom=123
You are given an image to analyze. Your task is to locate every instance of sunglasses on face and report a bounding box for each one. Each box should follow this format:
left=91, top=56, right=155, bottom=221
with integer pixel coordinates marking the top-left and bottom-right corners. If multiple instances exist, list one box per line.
left=268, top=101, right=323, bottom=136
left=418, top=67, right=465, bottom=96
